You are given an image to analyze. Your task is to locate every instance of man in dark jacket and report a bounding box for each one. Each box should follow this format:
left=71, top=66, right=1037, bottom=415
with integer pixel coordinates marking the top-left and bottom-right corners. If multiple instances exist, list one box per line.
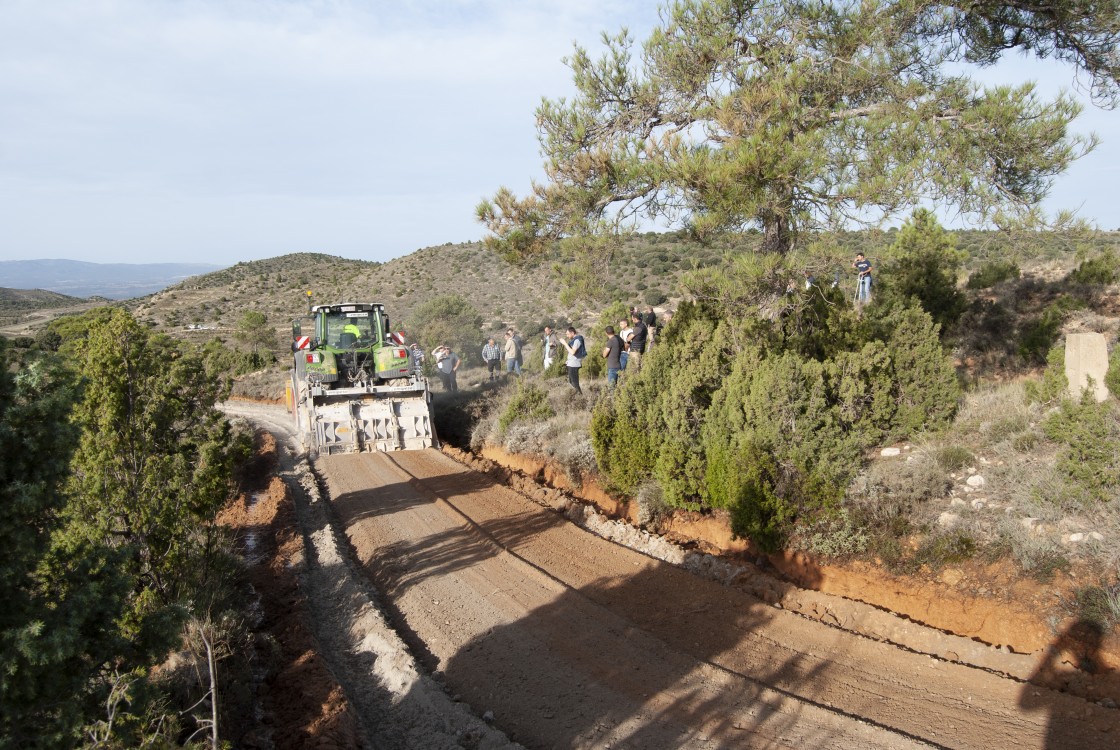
left=602, top=326, right=623, bottom=387
left=628, top=312, right=648, bottom=372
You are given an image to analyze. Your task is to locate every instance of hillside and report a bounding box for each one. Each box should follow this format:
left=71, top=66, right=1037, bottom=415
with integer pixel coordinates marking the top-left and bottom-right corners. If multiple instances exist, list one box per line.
left=0, top=286, right=88, bottom=312
left=126, top=230, right=1120, bottom=356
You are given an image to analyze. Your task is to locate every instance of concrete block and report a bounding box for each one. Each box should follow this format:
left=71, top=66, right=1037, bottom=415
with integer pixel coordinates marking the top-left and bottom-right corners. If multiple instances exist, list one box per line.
left=1065, top=332, right=1110, bottom=402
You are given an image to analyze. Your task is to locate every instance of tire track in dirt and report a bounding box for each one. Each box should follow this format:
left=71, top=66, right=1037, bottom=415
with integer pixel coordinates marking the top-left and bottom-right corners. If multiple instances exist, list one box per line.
left=222, top=401, right=519, bottom=750
left=319, top=447, right=1120, bottom=750
left=226, top=401, right=1118, bottom=749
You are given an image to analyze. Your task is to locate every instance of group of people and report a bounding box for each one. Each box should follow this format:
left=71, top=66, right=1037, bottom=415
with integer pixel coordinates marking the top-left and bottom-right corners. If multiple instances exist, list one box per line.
left=419, top=254, right=874, bottom=396
left=784, top=254, right=874, bottom=304
left=481, top=328, right=525, bottom=382
left=541, top=307, right=662, bottom=395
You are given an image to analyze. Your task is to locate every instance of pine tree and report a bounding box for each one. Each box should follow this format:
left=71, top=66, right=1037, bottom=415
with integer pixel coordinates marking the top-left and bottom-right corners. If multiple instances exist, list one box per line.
left=478, top=0, right=1094, bottom=260
left=0, top=342, right=131, bottom=748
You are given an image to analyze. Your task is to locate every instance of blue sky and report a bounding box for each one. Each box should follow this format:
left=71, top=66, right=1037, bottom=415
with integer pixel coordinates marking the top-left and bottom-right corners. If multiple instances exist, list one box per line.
left=1, top=0, right=1117, bottom=267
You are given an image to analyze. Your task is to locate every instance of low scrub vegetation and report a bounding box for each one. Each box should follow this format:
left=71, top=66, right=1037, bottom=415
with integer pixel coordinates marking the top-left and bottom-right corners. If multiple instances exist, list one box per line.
left=465, top=217, right=1120, bottom=608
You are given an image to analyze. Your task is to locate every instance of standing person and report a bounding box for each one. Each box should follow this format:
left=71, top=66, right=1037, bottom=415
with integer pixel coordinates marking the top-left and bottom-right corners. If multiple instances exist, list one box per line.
left=618, top=318, right=633, bottom=370
left=437, top=345, right=460, bottom=392
left=542, top=325, right=560, bottom=371
left=560, top=327, right=586, bottom=394
left=431, top=345, right=448, bottom=389
left=410, top=343, right=425, bottom=374
left=602, top=325, right=623, bottom=388
left=503, top=329, right=522, bottom=377
left=481, top=337, right=502, bottom=382
left=627, top=312, right=648, bottom=372
left=853, top=252, right=873, bottom=305
left=512, top=328, right=524, bottom=371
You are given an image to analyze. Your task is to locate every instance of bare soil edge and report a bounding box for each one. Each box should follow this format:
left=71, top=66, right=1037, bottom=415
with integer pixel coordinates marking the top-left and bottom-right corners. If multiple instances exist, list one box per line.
left=462, top=442, right=1120, bottom=707
left=221, top=401, right=523, bottom=750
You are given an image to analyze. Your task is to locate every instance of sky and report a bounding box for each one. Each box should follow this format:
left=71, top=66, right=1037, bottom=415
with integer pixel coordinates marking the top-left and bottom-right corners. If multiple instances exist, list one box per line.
left=1, top=0, right=1118, bottom=268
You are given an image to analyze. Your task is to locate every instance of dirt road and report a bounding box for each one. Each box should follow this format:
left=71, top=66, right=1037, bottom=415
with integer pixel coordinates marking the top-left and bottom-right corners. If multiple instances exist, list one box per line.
left=224, top=401, right=1118, bottom=749
left=317, top=448, right=1117, bottom=749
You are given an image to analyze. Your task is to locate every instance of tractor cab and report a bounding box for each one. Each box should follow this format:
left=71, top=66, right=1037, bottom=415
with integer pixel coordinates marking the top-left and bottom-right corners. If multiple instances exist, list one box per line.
left=292, top=302, right=412, bottom=388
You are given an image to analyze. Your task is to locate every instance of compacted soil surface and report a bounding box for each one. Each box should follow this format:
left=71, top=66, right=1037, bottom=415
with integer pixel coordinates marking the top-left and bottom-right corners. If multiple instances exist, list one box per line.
left=223, top=401, right=1118, bottom=749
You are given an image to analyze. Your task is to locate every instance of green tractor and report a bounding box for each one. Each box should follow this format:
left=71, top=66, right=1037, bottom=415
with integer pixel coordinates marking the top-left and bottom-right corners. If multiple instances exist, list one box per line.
left=288, top=298, right=435, bottom=455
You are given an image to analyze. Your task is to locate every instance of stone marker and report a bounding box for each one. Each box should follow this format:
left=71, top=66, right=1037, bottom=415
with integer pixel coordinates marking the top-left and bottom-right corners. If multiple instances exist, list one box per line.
left=1065, top=332, right=1110, bottom=402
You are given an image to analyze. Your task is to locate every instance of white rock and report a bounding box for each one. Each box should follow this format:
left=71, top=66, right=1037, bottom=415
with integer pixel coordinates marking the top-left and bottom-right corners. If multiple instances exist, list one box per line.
left=1021, top=517, right=1040, bottom=530
left=962, top=485, right=976, bottom=494
left=971, top=499, right=986, bottom=510
left=1089, top=532, right=1105, bottom=541
left=950, top=498, right=967, bottom=507
left=966, top=466, right=976, bottom=474
left=980, top=457, right=990, bottom=464
left=966, top=475, right=986, bottom=488
left=1068, top=533, right=1086, bottom=543
left=881, top=447, right=901, bottom=457
left=939, top=512, right=961, bottom=528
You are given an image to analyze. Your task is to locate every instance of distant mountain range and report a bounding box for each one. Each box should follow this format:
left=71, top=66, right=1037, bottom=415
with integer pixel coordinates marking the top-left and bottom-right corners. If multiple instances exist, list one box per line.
left=1, top=259, right=226, bottom=299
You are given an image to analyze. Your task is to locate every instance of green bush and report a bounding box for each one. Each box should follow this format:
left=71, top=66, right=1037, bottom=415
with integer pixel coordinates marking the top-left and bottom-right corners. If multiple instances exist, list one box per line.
left=591, top=260, right=960, bottom=552
left=1042, top=395, right=1120, bottom=502
left=877, top=209, right=968, bottom=332
left=498, top=381, right=555, bottom=433
left=1011, top=431, right=1040, bottom=451
left=966, top=260, right=1020, bottom=289
left=1024, top=346, right=1068, bottom=404
left=914, top=530, right=977, bottom=568
left=1018, top=303, right=1068, bottom=365
left=1068, top=251, right=1120, bottom=285
left=1106, top=345, right=1120, bottom=399
left=935, top=445, right=974, bottom=471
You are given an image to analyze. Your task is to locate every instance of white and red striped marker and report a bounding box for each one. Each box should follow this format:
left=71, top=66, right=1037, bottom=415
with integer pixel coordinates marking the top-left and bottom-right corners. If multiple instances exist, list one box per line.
left=295, top=336, right=311, bottom=350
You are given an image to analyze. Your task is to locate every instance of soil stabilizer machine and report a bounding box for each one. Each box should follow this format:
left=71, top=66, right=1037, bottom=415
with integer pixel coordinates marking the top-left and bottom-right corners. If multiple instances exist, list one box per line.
left=287, top=294, right=435, bottom=455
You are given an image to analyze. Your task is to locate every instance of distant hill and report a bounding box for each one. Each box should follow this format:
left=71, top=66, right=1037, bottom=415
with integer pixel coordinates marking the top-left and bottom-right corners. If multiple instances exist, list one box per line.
left=0, top=287, right=88, bottom=312
left=1, top=259, right=225, bottom=299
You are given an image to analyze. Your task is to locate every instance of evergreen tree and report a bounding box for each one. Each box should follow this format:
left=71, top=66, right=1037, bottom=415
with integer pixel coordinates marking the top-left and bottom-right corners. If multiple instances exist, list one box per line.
left=878, top=208, right=969, bottom=331
left=65, top=308, right=238, bottom=662
left=407, top=295, right=485, bottom=364
left=478, top=0, right=1093, bottom=260
left=920, top=1, right=1120, bottom=106
left=0, top=343, right=131, bottom=748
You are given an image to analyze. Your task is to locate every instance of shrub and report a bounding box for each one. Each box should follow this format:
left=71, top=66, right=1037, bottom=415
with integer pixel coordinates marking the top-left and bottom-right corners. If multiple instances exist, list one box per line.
left=498, top=381, right=555, bottom=433
left=935, top=445, right=974, bottom=471
left=593, top=262, right=959, bottom=551
left=643, top=288, right=668, bottom=306
left=1074, top=584, right=1120, bottom=630
left=877, top=209, right=968, bottom=332
left=913, top=530, right=977, bottom=568
left=797, top=509, right=870, bottom=558
left=1025, top=346, right=1068, bottom=404
left=635, top=481, right=671, bottom=527
left=1107, top=345, right=1120, bottom=399
left=967, top=260, right=1020, bottom=289
left=1019, top=296, right=1083, bottom=366
left=1011, top=431, right=1040, bottom=452
left=1042, top=395, right=1120, bottom=502
left=1068, top=251, right=1120, bottom=285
